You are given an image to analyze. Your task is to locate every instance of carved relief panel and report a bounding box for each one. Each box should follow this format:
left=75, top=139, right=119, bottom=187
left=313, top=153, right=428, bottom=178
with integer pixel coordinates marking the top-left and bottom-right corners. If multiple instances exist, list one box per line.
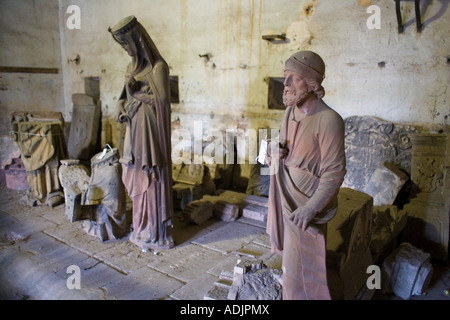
left=343, top=116, right=418, bottom=192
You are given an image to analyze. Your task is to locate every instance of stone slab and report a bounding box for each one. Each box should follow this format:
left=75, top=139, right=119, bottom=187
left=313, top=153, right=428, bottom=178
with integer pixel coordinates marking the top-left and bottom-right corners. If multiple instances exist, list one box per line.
left=172, top=214, right=228, bottom=245
left=216, top=190, right=269, bottom=207
left=0, top=208, right=58, bottom=236
left=102, top=266, right=184, bottom=300
left=170, top=273, right=218, bottom=300
left=204, top=282, right=230, bottom=300
left=231, top=241, right=273, bottom=261
left=93, top=239, right=160, bottom=274
left=147, top=243, right=227, bottom=283
left=237, top=216, right=266, bottom=228
left=43, top=220, right=117, bottom=257
left=191, top=221, right=266, bottom=254
left=251, top=233, right=271, bottom=249
left=68, top=93, right=101, bottom=161
left=0, top=231, right=110, bottom=300
left=206, top=255, right=242, bottom=278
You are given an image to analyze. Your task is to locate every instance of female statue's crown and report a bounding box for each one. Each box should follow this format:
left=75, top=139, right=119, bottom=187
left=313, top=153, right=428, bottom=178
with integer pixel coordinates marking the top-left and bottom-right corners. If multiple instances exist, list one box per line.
left=108, top=16, right=138, bottom=35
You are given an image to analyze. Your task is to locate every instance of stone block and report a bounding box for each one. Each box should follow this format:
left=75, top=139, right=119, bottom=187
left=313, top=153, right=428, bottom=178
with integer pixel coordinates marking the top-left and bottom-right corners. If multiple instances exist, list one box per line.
left=217, top=190, right=269, bottom=207
left=381, top=242, right=433, bottom=300
left=4, top=157, right=28, bottom=191
left=246, top=163, right=271, bottom=197
left=173, top=180, right=216, bottom=210
left=58, top=160, right=90, bottom=222
left=327, top=188, right=374, bottom=300
left=327, top=188, right=373, bottom=255
left=208, top=199, right=240, bottom=222
left=370, top=205, right=408, bottom=263
left=364, top=162, right=409, bottom=206
left=172, top=183, right=192, bottom=210
left=203, top=191, right=268, bottom=222
left=182, top=200, right=213, bottom=225
left=242, top=203, right=267, bottom=222
left=233, top=259, right=265, bottom=276
left=172, top=163, right=204, bottom=186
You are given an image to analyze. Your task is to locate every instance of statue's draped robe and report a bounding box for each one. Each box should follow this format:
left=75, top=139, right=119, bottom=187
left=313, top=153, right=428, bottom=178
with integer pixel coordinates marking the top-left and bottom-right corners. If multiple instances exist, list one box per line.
left=121, top=61, right=174, bottom=250
left=267, top=102, right=346, bottom=299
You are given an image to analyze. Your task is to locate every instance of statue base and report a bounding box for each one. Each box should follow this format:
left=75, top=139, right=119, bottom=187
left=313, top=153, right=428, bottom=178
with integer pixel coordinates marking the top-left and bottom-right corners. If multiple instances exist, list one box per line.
left=129, top=230, right=174, bottom=251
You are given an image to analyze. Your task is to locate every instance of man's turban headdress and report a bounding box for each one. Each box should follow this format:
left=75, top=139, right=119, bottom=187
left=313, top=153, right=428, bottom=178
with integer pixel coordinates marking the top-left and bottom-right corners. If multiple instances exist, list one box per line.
left=285, top=51, right=325, bottom=84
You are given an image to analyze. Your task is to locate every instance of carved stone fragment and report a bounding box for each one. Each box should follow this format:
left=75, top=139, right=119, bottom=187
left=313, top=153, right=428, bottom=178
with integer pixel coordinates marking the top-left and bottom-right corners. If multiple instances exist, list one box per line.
left=343, top=116, right=417, bottom=192
left=227, top=260, right=282, bottom=300
left=381, top=242, right=433, bottom=300
left=364, top=162, right=409, bottom=206
left=10, top=111, right=67, bottom=207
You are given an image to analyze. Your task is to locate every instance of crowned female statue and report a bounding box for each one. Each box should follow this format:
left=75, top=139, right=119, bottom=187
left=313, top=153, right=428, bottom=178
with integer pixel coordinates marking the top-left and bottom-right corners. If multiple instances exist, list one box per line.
left=109, top=16, right=174, bottom=250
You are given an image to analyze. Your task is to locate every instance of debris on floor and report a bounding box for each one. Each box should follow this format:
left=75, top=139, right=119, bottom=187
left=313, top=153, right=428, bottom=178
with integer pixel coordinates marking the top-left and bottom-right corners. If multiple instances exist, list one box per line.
left=205, top=259, right=282, bottom=300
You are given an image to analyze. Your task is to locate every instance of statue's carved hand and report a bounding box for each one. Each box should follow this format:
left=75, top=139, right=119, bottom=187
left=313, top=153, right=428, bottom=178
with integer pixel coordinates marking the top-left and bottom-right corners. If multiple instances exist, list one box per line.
left=266, top=140, right=289, bottom=159
left=127, top=77, right=142, bottom=93
left=289, top=206, right=318, bottom=231
left=115, top=99, right=127, bottom=123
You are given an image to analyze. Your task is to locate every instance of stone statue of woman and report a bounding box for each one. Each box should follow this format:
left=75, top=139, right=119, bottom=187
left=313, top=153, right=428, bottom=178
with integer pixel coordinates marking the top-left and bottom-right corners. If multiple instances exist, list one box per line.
left=109, top=16, right=174, bottom=250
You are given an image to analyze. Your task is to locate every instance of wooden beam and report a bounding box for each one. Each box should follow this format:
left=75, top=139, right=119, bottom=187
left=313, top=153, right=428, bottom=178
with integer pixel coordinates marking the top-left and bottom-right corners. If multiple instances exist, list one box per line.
left=0, top=66, right=59, bottom=74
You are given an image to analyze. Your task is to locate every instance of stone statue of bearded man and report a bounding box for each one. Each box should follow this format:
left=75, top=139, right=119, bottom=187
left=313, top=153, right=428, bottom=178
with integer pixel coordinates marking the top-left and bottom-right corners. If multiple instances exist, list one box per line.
left=267, top=51, right=346, bottom=300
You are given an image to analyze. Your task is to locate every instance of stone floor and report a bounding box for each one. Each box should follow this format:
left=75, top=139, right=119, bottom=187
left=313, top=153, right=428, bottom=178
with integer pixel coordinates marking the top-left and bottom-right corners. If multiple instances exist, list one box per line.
left=0, top=187, right=280, bottom=300
left=0, top=187, right=449, bottom=301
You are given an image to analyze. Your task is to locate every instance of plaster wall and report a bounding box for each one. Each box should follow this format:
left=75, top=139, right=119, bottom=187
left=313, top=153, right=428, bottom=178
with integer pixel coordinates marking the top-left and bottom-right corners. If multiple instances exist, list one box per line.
left=57, top=0, right=449, bottom=130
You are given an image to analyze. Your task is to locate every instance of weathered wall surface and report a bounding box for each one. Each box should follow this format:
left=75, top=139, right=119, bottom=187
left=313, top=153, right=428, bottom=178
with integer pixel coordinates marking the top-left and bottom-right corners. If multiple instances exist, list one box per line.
left=0, top=0, right=64, bottom=164
left=1, top=0, right=449, bottom=164
left=57, top=0, right=449, bottom=126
